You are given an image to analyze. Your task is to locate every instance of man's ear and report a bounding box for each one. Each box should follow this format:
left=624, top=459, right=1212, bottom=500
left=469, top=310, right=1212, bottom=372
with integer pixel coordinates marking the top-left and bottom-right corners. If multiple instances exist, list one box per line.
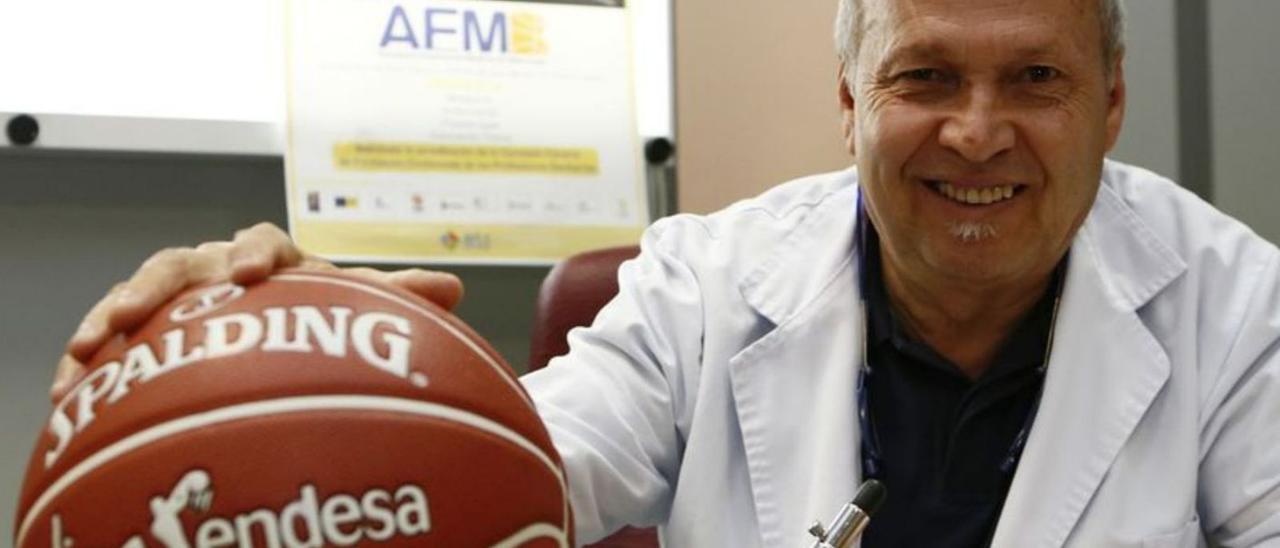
left=838, top=62, right=857, bottom=156
left=1103, top=54, right=1127, bottom=152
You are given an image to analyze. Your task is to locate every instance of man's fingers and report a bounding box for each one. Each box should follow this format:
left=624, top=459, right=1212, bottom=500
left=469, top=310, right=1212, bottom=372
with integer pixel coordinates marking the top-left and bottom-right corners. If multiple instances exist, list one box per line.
left=343, top=268, right=465, bottom=311
left=59, top=221, right=463, bottom=395
left=51, top=354, right=86, bottom=403
left=229, top=223, right=306, bottom=284
left=60, top=222, right=305, bottom=397
left=68, top=244, right=232, bottom=362
left=107, top=247, right=224, bottom=333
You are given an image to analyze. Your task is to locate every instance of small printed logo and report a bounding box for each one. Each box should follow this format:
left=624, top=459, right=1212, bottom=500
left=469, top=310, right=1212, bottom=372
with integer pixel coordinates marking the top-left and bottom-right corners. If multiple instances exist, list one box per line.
left=461, top=232, right=492, bottom=251
left=510, top=12, right=547, bottom=55
left=440, top=198, right=467, bottom=212
left=412, top=193, right=425, bottom=213
left=438, top=231, right=490, bottom=251
left=169, top=283, right=246, bottom=323
left=44, top=307, right=420, bottom=469
left=108, top=469, right=431, bottom=547
left=306, top=191, right=321, bottom=213
left=440, top=230, right=460, bottom=251
left=543, top=200, right=566, bottom=213
left=334, top=195, right=360, bottom=209
left=45, top=468, right=567, bottom=547
left=507, top=198, right=533, bottom=212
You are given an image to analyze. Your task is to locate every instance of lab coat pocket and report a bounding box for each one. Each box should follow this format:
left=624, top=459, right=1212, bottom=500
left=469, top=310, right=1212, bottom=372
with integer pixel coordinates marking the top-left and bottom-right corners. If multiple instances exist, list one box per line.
left=1141, top=515, right=1204, bottom=548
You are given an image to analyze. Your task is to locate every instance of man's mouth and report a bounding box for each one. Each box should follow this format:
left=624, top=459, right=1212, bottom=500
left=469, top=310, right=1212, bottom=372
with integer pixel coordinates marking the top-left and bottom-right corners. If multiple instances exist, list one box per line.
left=925, top=180, right=1023, bottom=206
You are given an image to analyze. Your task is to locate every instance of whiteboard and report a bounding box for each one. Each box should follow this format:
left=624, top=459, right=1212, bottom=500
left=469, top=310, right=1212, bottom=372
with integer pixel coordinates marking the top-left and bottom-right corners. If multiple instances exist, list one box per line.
left=0, top=0, right=671, bottom=154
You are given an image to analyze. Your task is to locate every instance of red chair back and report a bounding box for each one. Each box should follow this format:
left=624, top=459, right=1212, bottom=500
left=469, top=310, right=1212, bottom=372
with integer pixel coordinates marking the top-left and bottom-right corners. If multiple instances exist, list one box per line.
left=529, top=245, right=640, bottom=370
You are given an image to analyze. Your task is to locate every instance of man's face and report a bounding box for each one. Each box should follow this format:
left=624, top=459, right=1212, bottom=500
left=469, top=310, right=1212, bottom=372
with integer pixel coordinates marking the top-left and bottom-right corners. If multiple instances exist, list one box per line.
left=841, top=0, right=1126, bottom=286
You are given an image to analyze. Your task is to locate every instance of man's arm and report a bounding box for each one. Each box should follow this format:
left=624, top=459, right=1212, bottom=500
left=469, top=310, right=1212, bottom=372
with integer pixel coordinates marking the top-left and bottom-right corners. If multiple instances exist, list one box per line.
left=522, top=220, right=705, bottom=543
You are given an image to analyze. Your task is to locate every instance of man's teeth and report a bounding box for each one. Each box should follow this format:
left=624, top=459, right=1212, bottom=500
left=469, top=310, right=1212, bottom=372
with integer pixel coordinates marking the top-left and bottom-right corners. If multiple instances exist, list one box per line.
left=935, top=182, right=1017, bottom=205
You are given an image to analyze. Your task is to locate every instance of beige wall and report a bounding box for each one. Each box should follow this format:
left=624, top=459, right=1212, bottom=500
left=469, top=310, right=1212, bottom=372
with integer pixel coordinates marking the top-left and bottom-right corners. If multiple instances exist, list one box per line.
left=674, top=0, right=853, bottom=214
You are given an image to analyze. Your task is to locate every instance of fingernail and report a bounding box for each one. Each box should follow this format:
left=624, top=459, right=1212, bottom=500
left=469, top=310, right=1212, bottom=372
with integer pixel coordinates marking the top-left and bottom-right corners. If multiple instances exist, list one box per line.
left=70, top=321, right=101, bottom=345
left=230, top=255, right=268, bottom=279
left=52, top=369, right=72, bottom=389
left=50, top=379, right=70, bottom=401
left=114, top=288, right=140, bottom=308
left=52, top=356, right=81, bottom=397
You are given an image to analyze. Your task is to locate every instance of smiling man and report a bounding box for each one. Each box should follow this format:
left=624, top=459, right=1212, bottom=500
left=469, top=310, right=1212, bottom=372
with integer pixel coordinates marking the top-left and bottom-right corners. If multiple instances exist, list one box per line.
left=55, top=0, right=1280, bottom=546
left=840, top=0, right=1125, bottom=380
left=831, top=0, right=1131, bottom=543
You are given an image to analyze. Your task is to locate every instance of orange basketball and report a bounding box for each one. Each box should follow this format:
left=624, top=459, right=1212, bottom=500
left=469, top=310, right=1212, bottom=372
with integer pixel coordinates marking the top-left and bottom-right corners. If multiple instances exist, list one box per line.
left=15, top=269, right=571, bottom=547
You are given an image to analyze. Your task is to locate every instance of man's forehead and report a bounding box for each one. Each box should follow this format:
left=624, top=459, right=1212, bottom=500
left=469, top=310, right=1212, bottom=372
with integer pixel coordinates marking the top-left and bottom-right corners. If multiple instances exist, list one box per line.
left=865, top=0, right=1097, bottom=33
left=868, top=0, right=1095, bottom=17
left=861, top=0, right=1100, bottom=60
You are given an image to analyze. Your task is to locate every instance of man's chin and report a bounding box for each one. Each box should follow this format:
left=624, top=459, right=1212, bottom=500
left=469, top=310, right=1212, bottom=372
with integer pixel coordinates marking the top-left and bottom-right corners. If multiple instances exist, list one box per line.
left=921, top=239, right=1026, bottom=283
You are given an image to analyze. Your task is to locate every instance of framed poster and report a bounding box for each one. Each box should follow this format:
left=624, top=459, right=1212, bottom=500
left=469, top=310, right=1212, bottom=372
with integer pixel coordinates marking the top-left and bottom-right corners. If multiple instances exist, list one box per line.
left=285, top=0, right=647, bottom=264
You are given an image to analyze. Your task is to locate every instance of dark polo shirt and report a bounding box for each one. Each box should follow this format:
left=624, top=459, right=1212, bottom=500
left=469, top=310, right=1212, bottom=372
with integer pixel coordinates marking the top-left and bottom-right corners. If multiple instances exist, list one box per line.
left=860, top=232, right=1060, bottom=547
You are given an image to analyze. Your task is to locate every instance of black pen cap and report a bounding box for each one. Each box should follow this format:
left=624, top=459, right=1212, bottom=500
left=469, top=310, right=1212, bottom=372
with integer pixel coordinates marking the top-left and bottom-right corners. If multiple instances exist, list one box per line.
left=852, top=479, right=888, bottom=516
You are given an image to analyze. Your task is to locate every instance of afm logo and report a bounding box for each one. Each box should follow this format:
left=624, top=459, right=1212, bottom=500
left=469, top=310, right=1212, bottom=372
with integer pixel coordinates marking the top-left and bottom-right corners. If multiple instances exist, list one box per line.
left=380, top=5, right=547, bottom=55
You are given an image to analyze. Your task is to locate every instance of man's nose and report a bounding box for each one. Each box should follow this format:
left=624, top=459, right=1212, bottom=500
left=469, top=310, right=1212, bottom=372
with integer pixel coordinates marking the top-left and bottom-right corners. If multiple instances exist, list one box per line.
left=938, top=87, right=1015, bottom=163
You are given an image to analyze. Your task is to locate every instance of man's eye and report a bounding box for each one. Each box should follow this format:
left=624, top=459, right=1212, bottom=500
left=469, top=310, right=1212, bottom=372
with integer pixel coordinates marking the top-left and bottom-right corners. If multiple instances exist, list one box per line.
left=902, top=68, right=944, bottom=82
left=1025, top=66, right=1059, bottom=83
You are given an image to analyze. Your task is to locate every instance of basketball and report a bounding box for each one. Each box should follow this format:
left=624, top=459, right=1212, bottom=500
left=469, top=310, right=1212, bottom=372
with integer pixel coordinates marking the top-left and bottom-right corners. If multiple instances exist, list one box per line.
left=14, top=269, right=571, bottom=547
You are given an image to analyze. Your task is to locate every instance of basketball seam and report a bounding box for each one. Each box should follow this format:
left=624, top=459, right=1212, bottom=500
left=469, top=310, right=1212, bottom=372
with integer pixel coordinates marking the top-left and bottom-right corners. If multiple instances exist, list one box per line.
left=492, top=522, right=569, bottom=548
left=17, top=395, right=568, bottom=546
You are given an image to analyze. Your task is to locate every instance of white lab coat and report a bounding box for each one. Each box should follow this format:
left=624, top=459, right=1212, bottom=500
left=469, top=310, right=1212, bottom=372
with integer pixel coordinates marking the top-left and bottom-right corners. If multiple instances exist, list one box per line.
left=521, top=160, right=1280, bottom=547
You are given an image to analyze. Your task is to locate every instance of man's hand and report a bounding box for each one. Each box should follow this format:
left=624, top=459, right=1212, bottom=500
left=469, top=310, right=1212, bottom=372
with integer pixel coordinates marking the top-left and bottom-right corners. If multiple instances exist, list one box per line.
left=51, top=222, right=463, bottom=401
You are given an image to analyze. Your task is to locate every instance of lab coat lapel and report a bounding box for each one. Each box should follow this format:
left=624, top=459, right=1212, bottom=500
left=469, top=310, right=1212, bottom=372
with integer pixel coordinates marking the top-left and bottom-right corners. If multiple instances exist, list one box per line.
left=724, top=176, right=1188, bottom=546
left=990, top=183, right=1187, bottom=547
left=729, top=184, right=864, bottom=546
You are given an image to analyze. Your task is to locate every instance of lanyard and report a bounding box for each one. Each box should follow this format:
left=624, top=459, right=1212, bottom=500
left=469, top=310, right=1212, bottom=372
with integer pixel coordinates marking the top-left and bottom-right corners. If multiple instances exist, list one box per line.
left=853, top=190, right=1065, bottom=480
